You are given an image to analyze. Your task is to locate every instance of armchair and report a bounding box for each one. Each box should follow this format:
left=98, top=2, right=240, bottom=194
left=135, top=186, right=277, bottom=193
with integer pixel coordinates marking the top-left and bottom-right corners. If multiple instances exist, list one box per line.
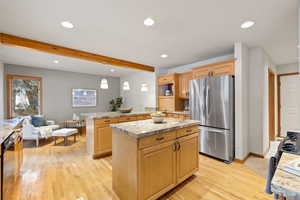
left=22, top=118, right=59, bottom=147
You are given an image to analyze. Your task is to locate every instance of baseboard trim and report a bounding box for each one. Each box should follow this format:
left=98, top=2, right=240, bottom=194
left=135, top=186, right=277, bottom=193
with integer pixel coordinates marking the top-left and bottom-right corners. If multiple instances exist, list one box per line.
left=234, top=152, right=265, bottom=164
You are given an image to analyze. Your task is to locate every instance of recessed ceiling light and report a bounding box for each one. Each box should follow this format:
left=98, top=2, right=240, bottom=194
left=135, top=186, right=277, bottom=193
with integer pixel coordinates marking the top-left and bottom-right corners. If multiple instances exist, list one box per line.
left=160, top=54, right=168, bottom=58
left=61, top=21, right=74, bottom=29
left=241, top=21, right=255, bottom=29
left=144, top=18, right=155, bottom=26
left=53, top=60, right=59, bottom=64
left=110, top=69, right=115, bottom=72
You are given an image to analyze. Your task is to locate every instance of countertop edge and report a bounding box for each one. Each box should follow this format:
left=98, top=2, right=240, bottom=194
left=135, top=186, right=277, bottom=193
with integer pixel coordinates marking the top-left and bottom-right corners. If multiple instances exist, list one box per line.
left=110, top=121, right=200, bottom=139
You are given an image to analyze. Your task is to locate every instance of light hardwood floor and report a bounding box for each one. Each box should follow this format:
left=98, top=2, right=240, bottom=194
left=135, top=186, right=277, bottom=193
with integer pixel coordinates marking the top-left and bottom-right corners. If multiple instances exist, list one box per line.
left=10, top=136, right=272, bottom=200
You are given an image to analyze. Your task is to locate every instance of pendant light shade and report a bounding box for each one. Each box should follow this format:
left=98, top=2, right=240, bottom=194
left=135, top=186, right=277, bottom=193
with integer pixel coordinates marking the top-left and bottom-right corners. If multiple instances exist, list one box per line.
left=141, top=83, right=148, bottom=92
left=100, top=78, right=108, bottom=89
left=123, top=81, right=130, bottom=91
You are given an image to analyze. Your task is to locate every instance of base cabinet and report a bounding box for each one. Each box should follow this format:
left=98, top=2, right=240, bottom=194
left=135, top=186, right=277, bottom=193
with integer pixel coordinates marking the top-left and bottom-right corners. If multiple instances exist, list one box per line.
left=139, top=141, right=177, bottom=200
left=113, top=127, right=199, bottom=200
left=176, top=135, right=199, bottom=183
left=94, top=127, right=112, bottom=155
left=87, top=114, right=151, bottom=159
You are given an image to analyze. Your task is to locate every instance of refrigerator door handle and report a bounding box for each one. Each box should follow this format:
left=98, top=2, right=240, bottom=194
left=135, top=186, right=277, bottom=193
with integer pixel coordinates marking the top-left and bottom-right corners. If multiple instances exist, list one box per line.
left=200, top=126, right=230, bottom=134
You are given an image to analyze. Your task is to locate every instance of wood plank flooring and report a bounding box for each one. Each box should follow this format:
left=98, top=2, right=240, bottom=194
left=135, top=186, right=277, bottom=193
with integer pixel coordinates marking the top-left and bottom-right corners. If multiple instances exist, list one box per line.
left=10, top=136, right=272, bottom=200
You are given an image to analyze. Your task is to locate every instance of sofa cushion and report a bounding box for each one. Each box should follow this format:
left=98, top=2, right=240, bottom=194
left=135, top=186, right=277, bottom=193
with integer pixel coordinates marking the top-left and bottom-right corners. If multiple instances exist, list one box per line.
left=31, top=115, right=46, bottom=127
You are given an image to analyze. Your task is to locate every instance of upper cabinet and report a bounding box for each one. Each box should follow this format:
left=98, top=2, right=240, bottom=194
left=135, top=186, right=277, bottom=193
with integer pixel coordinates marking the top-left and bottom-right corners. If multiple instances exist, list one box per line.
left=192, top=59, right=235, bottom=79
left=178, top=72, right=193, bottom=99
left=157, top=73, right=176, bottom=85
left=157, top=59, right=235, bottom=107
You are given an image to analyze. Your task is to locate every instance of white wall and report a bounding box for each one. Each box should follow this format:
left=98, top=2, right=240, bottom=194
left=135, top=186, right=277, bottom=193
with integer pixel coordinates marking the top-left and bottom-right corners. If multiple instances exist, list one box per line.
left=234, top=43, right=249, bottom=160
left=277, top=63, right=298, bottom=74
left=262, top=52, right=277, bottom=154
left=248, top=47, right=276, bottom=155
left=167, top=54, right=234, bottom=74
left=0, top=61, right=4, bottom=120
left=120, top=71, right=156, bottom=111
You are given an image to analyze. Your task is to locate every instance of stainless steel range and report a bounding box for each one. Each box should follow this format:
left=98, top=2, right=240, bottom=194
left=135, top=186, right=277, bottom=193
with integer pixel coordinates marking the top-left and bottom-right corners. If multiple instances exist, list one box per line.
left=190, top=75, right=235, bottom=163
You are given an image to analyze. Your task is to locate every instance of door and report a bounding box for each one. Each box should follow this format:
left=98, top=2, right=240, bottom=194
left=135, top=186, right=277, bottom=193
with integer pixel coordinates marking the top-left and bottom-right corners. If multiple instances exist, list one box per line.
left=280, top=75, right=300, bottom=137
left=139, top=141, right=176, bottom=200
left=94, top=127, right=112, bottom=153
left=200, top=126, right=234, bottom=162
left=205, top=75, right=234, bottom=129
left=176, top=134, right=199, bottom=183
left=190, top=78, right=207, bottom=125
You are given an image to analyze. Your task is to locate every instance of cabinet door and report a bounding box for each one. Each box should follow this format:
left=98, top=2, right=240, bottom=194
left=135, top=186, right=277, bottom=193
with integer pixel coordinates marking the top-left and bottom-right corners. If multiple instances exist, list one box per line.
left=178, top=72, right=193, bottom=99
left=94, top=127, right=112, bottom=154
left=212, top=61, right=234, bottom=76
left=139, top=141, right=177, bottom=200
left=158, top=97, right=174, bottom=111
left=176, top=134, right=199, bottom=184
left=192, top=66, right=210, bottom=79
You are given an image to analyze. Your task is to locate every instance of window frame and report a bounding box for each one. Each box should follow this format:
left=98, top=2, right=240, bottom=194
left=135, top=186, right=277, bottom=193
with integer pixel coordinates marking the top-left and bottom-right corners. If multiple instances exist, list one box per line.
left=6, top=74, right=43, bottom=119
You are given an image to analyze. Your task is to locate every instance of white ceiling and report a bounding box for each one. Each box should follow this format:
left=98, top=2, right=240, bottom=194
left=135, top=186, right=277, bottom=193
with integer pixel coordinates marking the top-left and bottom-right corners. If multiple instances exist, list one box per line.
left=0, top=0, right=298, bottom=74
left=0, top=45, right=137, bottom=77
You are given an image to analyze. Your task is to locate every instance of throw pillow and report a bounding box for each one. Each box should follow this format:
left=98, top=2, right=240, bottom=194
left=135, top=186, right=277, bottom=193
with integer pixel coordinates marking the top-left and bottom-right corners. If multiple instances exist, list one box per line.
left=31, top=115, right=46, bottom=127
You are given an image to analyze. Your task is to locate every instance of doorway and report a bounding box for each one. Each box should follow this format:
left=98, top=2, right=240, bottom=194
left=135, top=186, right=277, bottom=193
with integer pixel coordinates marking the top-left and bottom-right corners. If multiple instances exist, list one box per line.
left=268, top=69, right=275, bottom=141
left=277, top=72, right=300, bottom=137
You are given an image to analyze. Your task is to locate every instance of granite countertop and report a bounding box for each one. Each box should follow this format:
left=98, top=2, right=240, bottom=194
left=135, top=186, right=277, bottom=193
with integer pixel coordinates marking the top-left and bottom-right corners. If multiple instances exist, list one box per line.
left=110, top=118, right=200, bottom=139
left=81, top=111, right=152, bottom=120
left=271, top=152, right=300, bottom=198
left=0, top=117, right=23, bottom=144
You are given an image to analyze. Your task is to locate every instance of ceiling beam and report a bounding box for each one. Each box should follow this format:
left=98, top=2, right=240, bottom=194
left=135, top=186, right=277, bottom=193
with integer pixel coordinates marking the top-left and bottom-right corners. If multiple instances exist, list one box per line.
left=0, top=33, right=155, bottom=72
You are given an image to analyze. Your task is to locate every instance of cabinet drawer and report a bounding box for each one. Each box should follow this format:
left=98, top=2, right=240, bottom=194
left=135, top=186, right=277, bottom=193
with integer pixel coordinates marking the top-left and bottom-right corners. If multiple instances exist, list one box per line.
left=94, top=118, right=118, bottom=128
left=177, top=126, right=199, bottom=138
left=139, top=131, right=177, bottom=149
left=118, top=116, right=137, bottom=122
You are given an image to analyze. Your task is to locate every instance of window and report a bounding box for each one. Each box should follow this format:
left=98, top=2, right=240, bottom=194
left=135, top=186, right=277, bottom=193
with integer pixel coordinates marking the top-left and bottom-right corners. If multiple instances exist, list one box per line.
left=7, top=75, right=42, bottom=118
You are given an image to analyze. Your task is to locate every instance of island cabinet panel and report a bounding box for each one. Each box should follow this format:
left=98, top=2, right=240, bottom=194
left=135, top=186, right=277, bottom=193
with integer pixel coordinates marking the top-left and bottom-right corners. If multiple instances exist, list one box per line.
left=176, top=133, right=199, bottom=184
left=112, top=126, right=199, bottom=200
left=139, top=141, right=177, bottom=200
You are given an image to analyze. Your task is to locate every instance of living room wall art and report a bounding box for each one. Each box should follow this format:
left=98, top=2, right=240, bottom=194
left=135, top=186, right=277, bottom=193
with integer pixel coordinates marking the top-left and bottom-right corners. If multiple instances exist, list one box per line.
left=72, top=89, right=97, bottom=107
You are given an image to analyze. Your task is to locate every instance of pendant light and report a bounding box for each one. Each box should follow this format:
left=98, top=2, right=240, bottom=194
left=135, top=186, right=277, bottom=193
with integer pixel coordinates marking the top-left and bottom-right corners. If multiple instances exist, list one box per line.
left=141, top=83, right=148, bottom=92
left=100, top=78, right=108, bottom=89
left=123, top=81, right=130, bottom=91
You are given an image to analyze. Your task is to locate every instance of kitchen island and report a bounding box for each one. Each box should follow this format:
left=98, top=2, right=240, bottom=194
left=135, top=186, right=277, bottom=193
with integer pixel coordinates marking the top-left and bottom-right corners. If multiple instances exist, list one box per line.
left=272, top=152, right=300, bottom=199
left=110, top=118, right=200, bottom=200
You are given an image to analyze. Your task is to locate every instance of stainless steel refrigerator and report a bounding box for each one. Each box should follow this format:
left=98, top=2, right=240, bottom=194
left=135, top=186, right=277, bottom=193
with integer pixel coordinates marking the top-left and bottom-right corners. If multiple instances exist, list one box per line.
left=190, top=75, right=234, bottom=162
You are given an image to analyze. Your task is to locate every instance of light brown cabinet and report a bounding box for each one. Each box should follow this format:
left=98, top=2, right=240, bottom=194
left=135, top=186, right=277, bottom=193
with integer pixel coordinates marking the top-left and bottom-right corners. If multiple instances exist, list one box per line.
left=94, top=126, right=112, bottom=155
left=158, top=96, right=175, bottom=111
left=112, top=127, right=199, bottom=200
left=193, top=59, right=235, bottom=79
left=178, top=72, right=193, bottom=99
left=176, top=134, right=199, bottom=183
left=139, top=141, right=177, bottom=200
left=87, top=114, right=151, bottom=159
left=157, top=74, right=175, bottom=85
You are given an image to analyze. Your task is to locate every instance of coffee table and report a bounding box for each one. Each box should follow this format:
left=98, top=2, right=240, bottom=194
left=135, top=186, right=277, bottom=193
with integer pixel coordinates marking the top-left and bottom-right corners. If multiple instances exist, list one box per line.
left=52, top=128, right=78, bottom=146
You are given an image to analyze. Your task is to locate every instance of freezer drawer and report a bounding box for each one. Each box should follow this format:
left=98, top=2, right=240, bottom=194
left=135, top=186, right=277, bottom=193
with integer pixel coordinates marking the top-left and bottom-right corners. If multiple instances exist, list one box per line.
left=200, top=127, right=234, bottom=162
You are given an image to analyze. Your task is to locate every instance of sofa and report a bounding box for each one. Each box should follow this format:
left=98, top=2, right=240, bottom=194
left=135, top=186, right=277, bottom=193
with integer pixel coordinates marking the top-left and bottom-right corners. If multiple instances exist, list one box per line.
left=22, top=116, right=59, bottom=147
